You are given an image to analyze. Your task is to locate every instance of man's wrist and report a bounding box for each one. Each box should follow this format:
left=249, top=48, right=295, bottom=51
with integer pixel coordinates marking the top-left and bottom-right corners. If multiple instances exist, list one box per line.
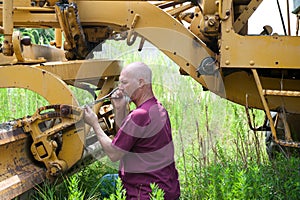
left=94, top=123, right=107, bottom=139
left=91, top=120, right=100, bottom=129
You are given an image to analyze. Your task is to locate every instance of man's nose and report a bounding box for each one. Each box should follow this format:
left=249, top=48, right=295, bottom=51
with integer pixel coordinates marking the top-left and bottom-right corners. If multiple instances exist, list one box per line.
left=118, top=83, right=123, bottom=90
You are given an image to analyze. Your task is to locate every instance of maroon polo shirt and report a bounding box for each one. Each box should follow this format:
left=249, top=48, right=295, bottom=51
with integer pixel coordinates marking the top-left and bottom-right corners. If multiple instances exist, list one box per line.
left=112, top=97, right=180, bottom=200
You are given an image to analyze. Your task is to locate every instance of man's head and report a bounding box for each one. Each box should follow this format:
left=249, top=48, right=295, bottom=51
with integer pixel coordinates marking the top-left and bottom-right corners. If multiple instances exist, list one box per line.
left=119, top=62, right=153, bottom=103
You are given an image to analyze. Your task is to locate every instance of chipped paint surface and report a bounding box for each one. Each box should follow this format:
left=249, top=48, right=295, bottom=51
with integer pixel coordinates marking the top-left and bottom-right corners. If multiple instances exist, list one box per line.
left=0, top=128, right=46, bottom=199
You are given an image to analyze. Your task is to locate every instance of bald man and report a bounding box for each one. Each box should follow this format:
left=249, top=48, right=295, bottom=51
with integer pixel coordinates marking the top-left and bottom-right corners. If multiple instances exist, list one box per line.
left=84, top=62, right=180, bottom=200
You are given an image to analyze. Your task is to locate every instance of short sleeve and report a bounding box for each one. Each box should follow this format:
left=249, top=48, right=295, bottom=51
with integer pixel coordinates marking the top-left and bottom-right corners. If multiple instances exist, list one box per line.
left=112, top=108, right=149, bottom=151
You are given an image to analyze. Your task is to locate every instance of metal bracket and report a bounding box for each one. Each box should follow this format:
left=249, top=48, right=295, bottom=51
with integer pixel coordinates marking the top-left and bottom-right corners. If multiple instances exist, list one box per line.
left=55, top=2, right=89, bottom=60
left=216, top=0, right=229, bottom=20
left=12, top=31, right=46, bottom=63
left=15, top=105, right=84, bottom=177
left=127, top=14, right=140, bottom=46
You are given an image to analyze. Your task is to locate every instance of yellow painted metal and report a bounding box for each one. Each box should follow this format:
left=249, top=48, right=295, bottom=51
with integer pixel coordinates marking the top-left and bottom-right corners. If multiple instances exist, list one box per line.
left=220, top=0, right=300, bottom=69
left=1, top=28, right=66, bottom=65
left=0, top=57, right=121, bottom=198
left=12, top=31, right=24, bottom=62
left=1, top=0, right=298, bottom=112
left=55, top=2, right=89, bottom=59
left=223, top=71, right=300, bottom=113
left=22, top=44, right=66, bottom=62
left=190, top=1, right=220, bottom=38
left=2, top=0, right=13, bottom=40
left=218, top=0, right=300, bottom=113
left=221, top=33, right=300, bottom=69
left=252, top=69, right=277, bottom=141
left=252, top=69, right=300, bottom=148
left=36, top=59, right=122, bottom=85
left=55, top=28, right=62, bottom=48
left=0, top=65, right=78, bottom=105
left=167, top=2, right=193, bottom=16
left=263, top=90, right=300, bottom=97
left=0, top=1, right=214, bottom=89
left=216, top=0, right=229, bottom=20
left=0, top=54, right=17, bottom=65
left=279, top=112, right=292, bottom=141
left=233, top=0, right=263, bottom=33
left=0, top=129, right=45, bottom=200
left=76, top=1, right=214, bottom=89
left=9, top=0, right=32, bottom=7
left=0, top=65, right=80, bottom=199
left=202, top=0, right=218, bottom=15
left=18, top=105, right=85, bottom=177
left=2, top=0, right=13, bottom=56
left=0, top=5, right=58, bottom=28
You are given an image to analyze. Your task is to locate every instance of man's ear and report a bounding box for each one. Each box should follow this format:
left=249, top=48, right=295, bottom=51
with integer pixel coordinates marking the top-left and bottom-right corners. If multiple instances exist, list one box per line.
left=138, top=78, right=145, bottom=87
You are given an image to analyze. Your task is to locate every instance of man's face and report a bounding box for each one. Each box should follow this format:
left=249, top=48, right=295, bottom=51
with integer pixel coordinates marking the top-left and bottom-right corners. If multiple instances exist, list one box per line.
left=119, top=70, right=139, bottom=99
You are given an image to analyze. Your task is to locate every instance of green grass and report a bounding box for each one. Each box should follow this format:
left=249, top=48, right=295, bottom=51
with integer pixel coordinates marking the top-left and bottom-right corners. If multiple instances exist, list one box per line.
left=0, top=88, right=48, bottom=123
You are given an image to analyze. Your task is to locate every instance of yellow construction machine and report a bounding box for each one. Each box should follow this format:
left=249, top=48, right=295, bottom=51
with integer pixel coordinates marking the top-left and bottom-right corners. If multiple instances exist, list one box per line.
left=0, top=0, right=299, bottom=199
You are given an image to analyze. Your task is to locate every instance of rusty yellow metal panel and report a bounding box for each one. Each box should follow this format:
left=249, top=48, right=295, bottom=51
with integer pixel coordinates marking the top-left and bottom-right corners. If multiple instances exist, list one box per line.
left=0, top=128, right=46, bottom=200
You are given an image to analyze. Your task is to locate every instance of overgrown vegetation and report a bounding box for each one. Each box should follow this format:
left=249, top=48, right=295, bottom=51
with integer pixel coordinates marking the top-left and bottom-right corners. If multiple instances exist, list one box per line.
left=1, top=34, right=299, bottom=199
left=0, top=28, right=54, bottom=45
left=0, top=88, right=48, bottom=122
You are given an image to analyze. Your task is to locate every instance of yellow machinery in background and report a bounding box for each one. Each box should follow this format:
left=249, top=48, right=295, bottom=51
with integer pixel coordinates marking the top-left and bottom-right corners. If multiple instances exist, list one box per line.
left=0, top=0, right=299, bottom=199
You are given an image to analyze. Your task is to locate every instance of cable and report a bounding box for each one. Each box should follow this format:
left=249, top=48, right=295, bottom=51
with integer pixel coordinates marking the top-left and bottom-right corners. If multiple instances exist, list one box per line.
left=276, top=0, right=287, bottom=35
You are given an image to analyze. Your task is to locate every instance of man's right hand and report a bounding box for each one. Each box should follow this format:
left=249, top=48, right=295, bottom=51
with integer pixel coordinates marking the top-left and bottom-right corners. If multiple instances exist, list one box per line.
left=110, top=89, right=129, bottom=110
left=83, top=106, right=99, bottom=128
left=110, top=89, right=130, bottom=129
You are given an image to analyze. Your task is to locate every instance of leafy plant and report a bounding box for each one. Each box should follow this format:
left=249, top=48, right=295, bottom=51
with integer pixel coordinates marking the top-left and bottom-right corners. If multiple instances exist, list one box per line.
left=18, top=28, right=55, bottom=45
left=149, top=183, right=165, bottom=200
left=104, top=177, right=126, bottom=200
left=65, top=175, right=86, bottom=200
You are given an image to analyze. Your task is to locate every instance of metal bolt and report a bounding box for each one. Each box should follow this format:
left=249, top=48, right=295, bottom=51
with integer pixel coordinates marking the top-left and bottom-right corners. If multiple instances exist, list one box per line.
left=51, top=140, right=58, bottom=149
left=208, top=18, right=215, bottom=26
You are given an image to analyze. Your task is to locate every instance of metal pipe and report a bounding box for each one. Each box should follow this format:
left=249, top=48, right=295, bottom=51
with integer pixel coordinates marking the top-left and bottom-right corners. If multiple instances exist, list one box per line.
left=276, top=0, right=287, bottom=35
left=286, top=0, right=291, bottom=35
left=263, top=89, right=300, bottom=97
left=279, top=111, right=292, bottom=141
left=252, top=69, right=278, bottom=141
left=55, top=28, right=62, bottom=48
left=3, top=0, right=13, bottom=56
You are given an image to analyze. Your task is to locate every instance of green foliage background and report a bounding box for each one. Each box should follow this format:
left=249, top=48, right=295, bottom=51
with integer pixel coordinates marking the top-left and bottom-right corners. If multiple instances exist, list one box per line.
left=1, top=30, right=299, bottom=199
left=0, top=28, right=54, bottom=45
